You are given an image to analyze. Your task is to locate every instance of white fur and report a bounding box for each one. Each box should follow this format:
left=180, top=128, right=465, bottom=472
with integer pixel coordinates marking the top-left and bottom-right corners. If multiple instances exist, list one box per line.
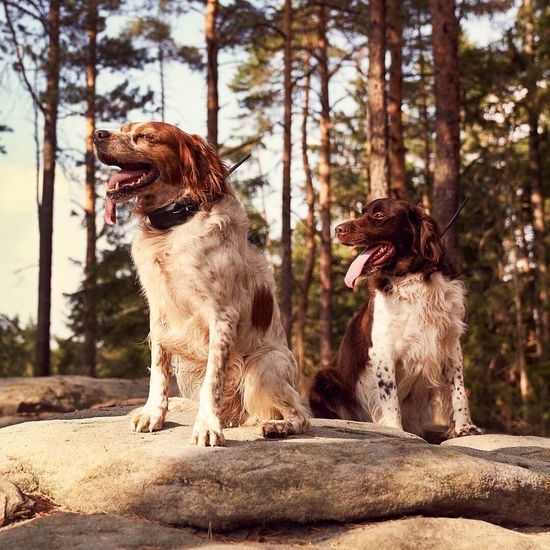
left=357, top=272, right=479, bottom=437
left=129, top=195, right=310, bottom=444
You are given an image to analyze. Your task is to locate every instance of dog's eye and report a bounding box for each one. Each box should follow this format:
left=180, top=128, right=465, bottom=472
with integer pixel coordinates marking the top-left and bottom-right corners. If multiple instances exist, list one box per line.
left=136, top=133, right=157, bottom=142
left=372, top=211, right=385, bottom=220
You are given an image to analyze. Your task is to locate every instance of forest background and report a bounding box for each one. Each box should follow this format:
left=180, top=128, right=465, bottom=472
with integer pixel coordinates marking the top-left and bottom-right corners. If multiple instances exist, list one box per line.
left=0, top=0, right=548, bottom=435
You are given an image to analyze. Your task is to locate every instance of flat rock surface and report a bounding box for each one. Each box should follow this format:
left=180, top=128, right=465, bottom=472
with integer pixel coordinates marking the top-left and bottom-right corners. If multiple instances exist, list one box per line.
left=0, top=399, right=549, bottom=530
left=1, top=513, right=549, bottom=549
left=0, top=375, right=148, bottom=416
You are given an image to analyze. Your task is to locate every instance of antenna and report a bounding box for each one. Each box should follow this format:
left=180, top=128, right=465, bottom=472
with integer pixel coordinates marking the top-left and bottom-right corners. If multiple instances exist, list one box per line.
left=441, top=196, right=470, bottom=237
left=228, top=152, right=252, bottom=176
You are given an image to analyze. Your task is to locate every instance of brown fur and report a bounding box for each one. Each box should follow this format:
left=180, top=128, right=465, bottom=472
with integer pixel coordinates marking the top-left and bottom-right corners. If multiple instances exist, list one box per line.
left=251, top=286, right=274, bottom=332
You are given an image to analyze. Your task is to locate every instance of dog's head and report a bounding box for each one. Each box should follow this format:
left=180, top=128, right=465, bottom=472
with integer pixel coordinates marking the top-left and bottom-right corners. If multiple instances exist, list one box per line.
left=94, top=122, right=229, bottom=224
left=336, top=198, right=448, bottom=288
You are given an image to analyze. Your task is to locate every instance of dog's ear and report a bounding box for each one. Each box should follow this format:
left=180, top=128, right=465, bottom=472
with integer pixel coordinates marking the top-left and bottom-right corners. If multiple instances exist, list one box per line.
left=178, top=133, right=229, bottom=202
left=411, top=205, right=445, bottom=265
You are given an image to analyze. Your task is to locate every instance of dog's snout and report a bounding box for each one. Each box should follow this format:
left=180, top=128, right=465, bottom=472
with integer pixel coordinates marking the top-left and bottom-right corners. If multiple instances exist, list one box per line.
left=94, top=129, right=111, bottom=143
left=335, top=223, right=350, bottom=236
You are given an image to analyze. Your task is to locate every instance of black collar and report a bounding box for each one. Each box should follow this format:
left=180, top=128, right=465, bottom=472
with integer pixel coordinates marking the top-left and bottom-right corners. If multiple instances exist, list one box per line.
left=145, top=152, right=252, bottom=231
left=147, top=197, right=200, bottom=230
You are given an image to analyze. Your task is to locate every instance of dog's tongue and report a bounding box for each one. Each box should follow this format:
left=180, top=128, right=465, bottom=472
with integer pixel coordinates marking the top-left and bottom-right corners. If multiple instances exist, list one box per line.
left=344, top=248, right=376, bottom=289
left=104, top=168, right=145, bottom=226
left=107, top=168, right=145, bottom=189
left=104, top=196, right=116, bottom=225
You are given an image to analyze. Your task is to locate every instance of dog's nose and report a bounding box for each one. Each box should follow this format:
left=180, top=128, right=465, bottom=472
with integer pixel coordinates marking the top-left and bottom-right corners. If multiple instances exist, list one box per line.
left=94, top=129, right=111, bottom=142
left=335, top=223, right=350, bottom=235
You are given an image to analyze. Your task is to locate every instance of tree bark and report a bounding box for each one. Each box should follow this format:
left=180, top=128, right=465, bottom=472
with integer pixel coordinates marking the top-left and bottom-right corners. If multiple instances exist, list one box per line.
left=280, top=0, right=293, bottom=344
left=417, top=14, right=432, bottom=212
left=428, top=0, right=461, bottom=263
left=205, top=0, right=219, bottom=148
left=523, top=0, right=548, bottom=358
left=35, top=0, right=60, bottom=377
left=83, top=0, right=98, bottom=378
left=318, top=4, right=332, bottom=370
left=367, top=0, right=389, bottom=200
left=387, top=0, right=406, bottom=200
left=296, top=50, right=316, bottom=385
left=159, top=46, right=165, bottom=122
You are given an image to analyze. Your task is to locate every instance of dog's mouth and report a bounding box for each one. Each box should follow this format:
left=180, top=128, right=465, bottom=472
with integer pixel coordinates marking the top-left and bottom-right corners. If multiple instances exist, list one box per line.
left=98, top=152, right=161, bottom=225
left=344, top=242, right=395, bottom=288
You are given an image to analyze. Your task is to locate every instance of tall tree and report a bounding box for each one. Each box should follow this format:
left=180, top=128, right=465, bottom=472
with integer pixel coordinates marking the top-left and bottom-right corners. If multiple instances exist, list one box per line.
left=318, top=3, right=332, bottom=369
left=296, top=49, right=316, bottom=381
left=429, top=0, right=460, bottom=263
left=280, top=0, right=293, bottom=342
left=367, top=0, right=389, bottom=199
left=35, top=0, right=60, bottom=376
left=522, top=0, right=548, bottom=356
left=83, top=0, right=98, bottom=377
left=206, top=0, right=219, bottom=147
left=387, top=0, right=406, bottom=199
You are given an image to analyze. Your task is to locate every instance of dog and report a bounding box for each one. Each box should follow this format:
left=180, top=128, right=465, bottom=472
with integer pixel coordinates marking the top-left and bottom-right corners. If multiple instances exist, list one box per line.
left=309, top=198, right=481, bottom=439
left=94, top=121, right=309, bottom=446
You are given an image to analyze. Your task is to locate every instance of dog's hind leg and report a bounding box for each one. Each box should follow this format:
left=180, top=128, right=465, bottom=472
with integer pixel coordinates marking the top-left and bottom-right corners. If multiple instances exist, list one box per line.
left=243, top=349, right=310, bottom=438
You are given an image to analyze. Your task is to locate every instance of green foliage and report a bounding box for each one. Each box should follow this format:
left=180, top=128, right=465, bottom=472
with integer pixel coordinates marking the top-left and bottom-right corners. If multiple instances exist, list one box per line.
left=0, top=315, right=35, bottom=377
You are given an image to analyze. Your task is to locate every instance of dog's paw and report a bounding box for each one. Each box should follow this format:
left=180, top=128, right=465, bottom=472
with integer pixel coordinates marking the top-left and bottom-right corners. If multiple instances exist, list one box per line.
left=191, top=418, right=225, bottom=447
left=454, top=424, right=483, bottom=438
left=130, top=405, right=166, bottom=433
left=261, top=420, right=292, bottom=439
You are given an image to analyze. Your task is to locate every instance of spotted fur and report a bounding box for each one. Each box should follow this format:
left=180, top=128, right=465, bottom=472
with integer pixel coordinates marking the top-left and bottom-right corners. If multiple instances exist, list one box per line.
left=95, top=122, right=310, bottom=446
left=309, top=198, right=480, bottom=440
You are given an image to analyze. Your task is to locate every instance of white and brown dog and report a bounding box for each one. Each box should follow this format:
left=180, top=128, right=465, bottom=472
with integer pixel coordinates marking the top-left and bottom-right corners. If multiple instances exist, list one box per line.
left=94, top=121, right=309, bottom=446
left=309, top=198, right=481, bottom=440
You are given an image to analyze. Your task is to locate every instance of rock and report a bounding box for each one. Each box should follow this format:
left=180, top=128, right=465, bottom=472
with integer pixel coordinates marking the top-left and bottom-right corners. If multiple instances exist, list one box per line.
left=0, top=399, right=548, bottom=530
left=0, top=513, right=208, bottom=549
left=0, top=513, right=549, bottom=549
left=0, top=376, right=148, bottom=416
left=0, top=481, right=34, bottom=527
left=442, top=434, right=550, bottom=475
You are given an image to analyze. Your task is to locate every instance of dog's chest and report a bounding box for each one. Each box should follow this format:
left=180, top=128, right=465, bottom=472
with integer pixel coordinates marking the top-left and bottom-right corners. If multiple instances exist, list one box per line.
left=132, top=227, right=212, bottom=331
left=370, top=273, right=465, bottom=373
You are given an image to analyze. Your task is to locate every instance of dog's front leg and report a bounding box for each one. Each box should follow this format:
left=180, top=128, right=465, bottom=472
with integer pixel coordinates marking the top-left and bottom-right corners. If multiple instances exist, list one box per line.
left=191, top=308, right=238, bottom=447
left=446, top=340, right=481, bottom=437
left=130, top=339, right=171, bottom=433
left=370, top=350, right=403, bottom=431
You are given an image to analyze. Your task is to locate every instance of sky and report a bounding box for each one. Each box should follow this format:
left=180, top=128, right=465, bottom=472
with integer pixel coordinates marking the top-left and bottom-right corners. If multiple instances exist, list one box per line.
left=0, top=7, right=513, bottom=341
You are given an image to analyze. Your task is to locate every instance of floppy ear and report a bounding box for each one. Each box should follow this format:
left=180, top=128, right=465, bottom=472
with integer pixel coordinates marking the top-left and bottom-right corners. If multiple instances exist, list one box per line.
left=412, top=205, right=445, bottom=265
left=178, top=133, right=229, bottom=202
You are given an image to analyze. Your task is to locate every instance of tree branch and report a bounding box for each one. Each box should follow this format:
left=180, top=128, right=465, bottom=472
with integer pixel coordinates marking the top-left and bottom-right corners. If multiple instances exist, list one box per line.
left=2, top=0, right=45, bottom=115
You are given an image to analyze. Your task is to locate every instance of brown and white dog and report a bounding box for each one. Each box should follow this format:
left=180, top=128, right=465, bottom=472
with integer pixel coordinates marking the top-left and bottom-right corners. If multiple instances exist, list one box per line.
left=94, top=121, right=309, bottom=446
left=309, top=198, right=481, bottom=439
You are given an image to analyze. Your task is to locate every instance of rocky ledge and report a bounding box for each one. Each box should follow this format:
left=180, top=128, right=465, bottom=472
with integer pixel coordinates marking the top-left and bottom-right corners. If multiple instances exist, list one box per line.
left=0, top=399, right=548, bottom=533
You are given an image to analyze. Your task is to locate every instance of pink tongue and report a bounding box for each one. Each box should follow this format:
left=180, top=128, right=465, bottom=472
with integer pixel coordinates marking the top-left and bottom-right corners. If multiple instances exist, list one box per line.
left=344, top=248, right=376, bottom=289
left=107, top=168, right=145, bottom=189
left=104, top=196, right=116, bottom=225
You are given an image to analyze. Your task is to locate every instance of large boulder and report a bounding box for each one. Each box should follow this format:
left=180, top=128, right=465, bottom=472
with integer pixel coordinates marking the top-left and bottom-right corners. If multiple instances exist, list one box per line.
left=0, top=513, right=549, bottom=549
left=0, top=376, right=148, bottom=416
left=0, top=399, right=548, bottom=530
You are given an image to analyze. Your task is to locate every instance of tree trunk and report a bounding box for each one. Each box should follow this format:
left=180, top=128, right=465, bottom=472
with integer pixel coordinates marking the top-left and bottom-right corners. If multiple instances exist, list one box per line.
left=428, top=0, right=460, bottom=263
left=83, top=0, right=98, bottom=378
left=318, top=4, right=332, bottom=370
left=387, top=0, right=406, bottom=200
left=280, top=0, right=293, bottom=344
left=205, top=0, right=218, bottom=148
left=367, top=0, right=389, bottom=199
left=296, top=50, right=316, bottom=387
left=35, top=0, right=60, bottom=377
left=523, top=0, right=548, bottom=358
left=417, top=14, right=432, bottom=212
left=159, top=46, right=165, bottom=122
